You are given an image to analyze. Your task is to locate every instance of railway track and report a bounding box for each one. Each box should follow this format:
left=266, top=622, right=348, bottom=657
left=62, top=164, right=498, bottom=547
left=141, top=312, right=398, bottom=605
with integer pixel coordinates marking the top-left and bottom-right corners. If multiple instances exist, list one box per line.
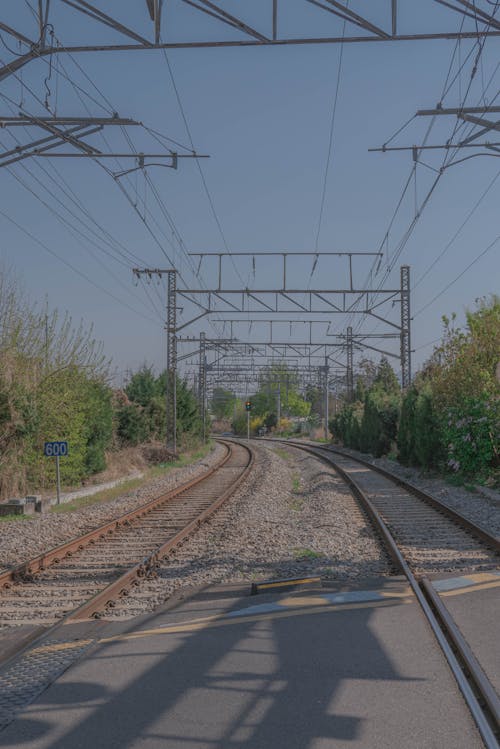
left=0, top=440, right=253, bottom=632
left=276, top=440, right=500, bottom=574
left=276, top=439, right=500, bottom=748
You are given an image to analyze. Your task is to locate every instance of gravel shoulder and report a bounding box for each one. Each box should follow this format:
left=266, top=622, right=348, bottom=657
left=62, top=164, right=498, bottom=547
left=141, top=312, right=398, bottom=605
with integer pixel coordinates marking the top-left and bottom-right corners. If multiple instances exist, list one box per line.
left=107, top=441, right=392, bottom=620
left=0, top=442, right=225, bottom=572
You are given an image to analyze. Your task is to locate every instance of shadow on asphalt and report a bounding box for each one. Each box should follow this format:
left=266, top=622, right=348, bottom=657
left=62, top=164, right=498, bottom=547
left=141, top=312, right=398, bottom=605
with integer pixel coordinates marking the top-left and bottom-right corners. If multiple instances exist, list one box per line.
left=0, top=576, right=420, bottom=748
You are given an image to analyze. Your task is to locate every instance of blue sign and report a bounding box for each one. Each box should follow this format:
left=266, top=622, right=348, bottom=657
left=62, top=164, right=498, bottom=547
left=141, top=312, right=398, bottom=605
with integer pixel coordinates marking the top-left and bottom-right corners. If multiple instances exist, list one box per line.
left=44, top=441, right=68, bottom=457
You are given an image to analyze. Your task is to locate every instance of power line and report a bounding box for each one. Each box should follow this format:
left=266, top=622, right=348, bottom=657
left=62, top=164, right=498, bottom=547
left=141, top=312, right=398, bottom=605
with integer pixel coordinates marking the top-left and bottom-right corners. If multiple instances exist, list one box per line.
left=413, top=167, right=500, bottom=289
left=413, top=233, right=500, bottom=318
left=314, top=11, right=347, bottom=251
left=0, top=206, right=160, bottom=323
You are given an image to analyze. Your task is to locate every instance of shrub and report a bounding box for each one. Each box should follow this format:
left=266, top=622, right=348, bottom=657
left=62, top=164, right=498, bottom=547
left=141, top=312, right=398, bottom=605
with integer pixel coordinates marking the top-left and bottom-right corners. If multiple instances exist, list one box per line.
left=441, top=395, right=499, bottom=479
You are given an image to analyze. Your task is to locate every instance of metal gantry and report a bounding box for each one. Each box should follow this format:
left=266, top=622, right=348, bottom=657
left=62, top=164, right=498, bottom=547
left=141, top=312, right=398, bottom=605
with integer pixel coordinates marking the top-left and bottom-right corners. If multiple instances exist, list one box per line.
left=176, top=253, right=411, bottom=382
left=2, top=1, right=499, bottom=81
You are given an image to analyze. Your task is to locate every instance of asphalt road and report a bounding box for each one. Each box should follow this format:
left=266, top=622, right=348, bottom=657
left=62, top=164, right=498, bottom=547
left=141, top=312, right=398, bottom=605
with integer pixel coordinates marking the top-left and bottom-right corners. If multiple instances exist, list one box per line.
left=0, top=577, right=486, bottom=749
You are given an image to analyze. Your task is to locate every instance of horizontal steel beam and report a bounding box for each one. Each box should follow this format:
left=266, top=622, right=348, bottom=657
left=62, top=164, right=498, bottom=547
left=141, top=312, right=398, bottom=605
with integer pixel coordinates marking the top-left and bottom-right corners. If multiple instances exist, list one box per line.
left=179, top=288, right=400, bottom=294
left=0, top=117, right=140, bottom=126
left=416, top=107, right=500, bottom=116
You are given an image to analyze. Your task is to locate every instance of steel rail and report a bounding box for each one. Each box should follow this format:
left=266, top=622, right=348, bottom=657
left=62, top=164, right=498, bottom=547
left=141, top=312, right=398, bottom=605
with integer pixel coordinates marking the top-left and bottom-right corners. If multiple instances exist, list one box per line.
left=281, top=439, right=500, bottom=552
left=0, top=440, right=254, bottom=672
left=324, top=444, right=500, bottom=551
left=69, top=441, right=255, bottom=620
left=0, top=442, right=234, bottom=589
left=273, top=440, right=499, bottom=747
left=421, top=577, right=500, bottom=728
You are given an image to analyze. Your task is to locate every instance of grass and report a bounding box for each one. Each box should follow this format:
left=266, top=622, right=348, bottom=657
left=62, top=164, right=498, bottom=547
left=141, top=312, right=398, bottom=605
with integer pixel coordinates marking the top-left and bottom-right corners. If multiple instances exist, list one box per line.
left=0, top=513, right=34, bottom=523
left=294, top=548, right=325, bottom=561
left=273, top=447, right=292, bottom=461
left=288, top=472, right=304, bottom=511
left=51, top=441, right=214, bottom=514
left=444, top=474, right=482, bottom=493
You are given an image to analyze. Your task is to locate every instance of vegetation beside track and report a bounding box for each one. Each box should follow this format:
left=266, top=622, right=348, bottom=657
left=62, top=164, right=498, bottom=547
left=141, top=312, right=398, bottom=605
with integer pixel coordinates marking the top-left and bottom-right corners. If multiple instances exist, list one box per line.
left=0, top=267, right=205, bottom=500
left=50, top=441, right=214, bottom=514
left=330, top=296, right=499, bottom=486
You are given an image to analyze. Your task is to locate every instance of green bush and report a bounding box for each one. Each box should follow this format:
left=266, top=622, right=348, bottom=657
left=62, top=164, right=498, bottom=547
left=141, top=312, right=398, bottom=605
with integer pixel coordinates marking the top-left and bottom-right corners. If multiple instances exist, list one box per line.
left=414, top=385, right=442, bottom=469
left=441, top=395, right=499, bottom=479
left=397, top=386, right=417, bottom=465
left=117, top=403, right=149, bottom=446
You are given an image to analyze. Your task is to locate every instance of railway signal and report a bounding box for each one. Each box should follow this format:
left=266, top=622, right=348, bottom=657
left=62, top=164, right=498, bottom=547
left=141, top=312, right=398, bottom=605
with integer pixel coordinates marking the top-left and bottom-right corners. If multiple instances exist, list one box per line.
left=245, top=401, right=252, bottom=441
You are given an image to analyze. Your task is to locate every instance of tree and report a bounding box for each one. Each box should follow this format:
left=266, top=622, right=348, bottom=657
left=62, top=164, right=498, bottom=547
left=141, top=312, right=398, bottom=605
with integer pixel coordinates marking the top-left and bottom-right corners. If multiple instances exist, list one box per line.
left=0, top=265, right=112, bottom=497
left=119, top=369, right=203, bottom=447
left=425, top=297, right=499, bottom=479
left=126, top=366, right=160, bottom=407
left=250, top=364, right=310, bottom=421
left=210, top=387, right=236, bottom=419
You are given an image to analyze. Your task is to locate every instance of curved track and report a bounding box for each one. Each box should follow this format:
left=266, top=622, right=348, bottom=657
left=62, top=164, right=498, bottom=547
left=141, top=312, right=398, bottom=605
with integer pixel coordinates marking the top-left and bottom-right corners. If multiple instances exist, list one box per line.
left=0, top=440, right=254, bottom=631
left=280, top=440, right=500, bottom=573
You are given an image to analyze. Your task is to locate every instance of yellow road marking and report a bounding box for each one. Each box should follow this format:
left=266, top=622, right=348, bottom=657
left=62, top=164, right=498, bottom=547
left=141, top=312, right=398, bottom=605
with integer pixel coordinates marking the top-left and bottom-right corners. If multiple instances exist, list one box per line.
left=278, top=595, right=329, bottom=607
left=30, top=639, right=93, bottom=656
left=440, top=579, right=500, bottom=597
left=254, top=577, right=320, bottom=590
left=100, top=597, right=413, bottom=644
left=464, top=572, right=500, bottom=584
left=277, top=588, right=412, bottom=608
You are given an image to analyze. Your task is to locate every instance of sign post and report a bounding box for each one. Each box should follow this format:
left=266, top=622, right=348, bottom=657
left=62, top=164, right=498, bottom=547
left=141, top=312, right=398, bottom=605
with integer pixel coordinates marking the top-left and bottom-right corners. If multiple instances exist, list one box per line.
left=44, top=441, right=69, bottom=505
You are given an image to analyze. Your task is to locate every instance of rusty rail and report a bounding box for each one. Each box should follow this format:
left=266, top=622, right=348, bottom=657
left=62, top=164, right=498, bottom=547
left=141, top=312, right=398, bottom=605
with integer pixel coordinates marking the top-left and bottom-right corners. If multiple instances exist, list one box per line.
left=0, top=441, right=234, bottom=589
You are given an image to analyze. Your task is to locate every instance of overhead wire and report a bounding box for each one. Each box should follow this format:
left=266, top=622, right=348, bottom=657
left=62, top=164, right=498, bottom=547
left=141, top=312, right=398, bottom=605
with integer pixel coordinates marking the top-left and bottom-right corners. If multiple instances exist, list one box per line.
left=413, top=166, right=500, bottom=289
left=0, top=155, right=165, bottom=321
left=0, top=52, right=172, bottom=321
left=352, top=6, right=499, bottom=336
left=0, top=205, right=159, bottom=323
left=413, top=233, right=500, bottom=318
left=0, top=91, right=165, bottom=320
left=159, top=45, right=246, bottom=292
left=333, top=7, right=498, bottom=377
left=314, top=9, right=347, bottom=252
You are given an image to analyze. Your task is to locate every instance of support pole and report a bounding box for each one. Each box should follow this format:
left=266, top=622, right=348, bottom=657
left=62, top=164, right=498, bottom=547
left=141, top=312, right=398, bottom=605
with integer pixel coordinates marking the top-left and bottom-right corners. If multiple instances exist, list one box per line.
left=400, top=265, right=411, bottom=389
left=55, top=454, right=61, bottom=506
left=277, top=383, right=281, bottom=432
left=199, top=331, right=207, bottom=442
left=166, top=270, right=177, bottom=453
left=324, top=356, right=329, bottom=440
left=346, top=326, right=354, bottom=401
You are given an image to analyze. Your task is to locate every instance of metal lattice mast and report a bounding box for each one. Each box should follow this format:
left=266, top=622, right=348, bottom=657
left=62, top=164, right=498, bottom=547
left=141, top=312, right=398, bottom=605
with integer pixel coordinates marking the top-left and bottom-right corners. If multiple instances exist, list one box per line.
left=166, top=270, right=177, bottom=452
left=132, top=267, right=177, bottom=451
left=400, top=265, right=411, bottom=389
left=346, top=326, right=354, bottom=401
left=323, top=356, right=329, bottom=440
left=199, top=331, right=207, bottom=443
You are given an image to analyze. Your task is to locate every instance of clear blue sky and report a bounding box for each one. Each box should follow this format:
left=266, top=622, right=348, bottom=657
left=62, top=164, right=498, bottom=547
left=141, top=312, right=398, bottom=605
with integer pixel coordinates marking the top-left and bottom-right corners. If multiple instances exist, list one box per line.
left=0, top=2, right=498, bottom=387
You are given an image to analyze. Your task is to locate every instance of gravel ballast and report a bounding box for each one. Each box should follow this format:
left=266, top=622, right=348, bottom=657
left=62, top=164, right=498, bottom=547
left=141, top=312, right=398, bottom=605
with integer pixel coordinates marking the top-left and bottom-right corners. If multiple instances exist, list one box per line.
left=335, top=445, right=500, bottom=537
left=106, top=442, right=392, bottom=619
left=2, top=438, right=497, bottom=625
